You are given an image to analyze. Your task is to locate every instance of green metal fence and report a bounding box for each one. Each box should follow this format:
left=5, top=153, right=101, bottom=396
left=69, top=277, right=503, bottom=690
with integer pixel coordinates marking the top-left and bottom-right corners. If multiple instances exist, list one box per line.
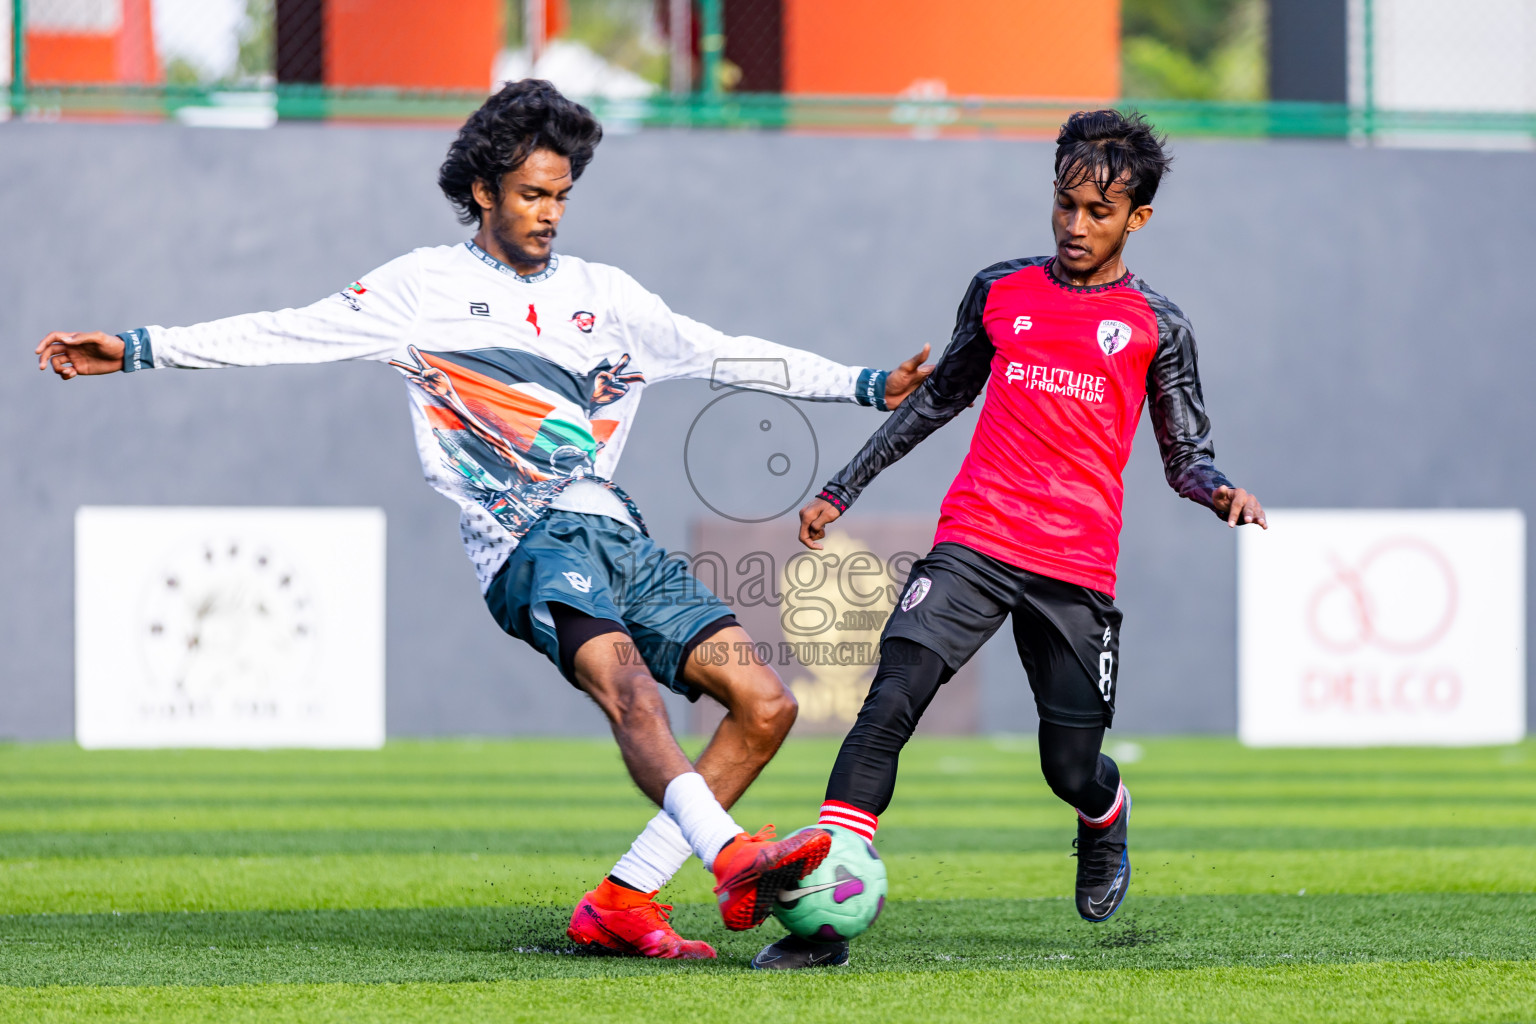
left=5, top=0, right=1534, bottom=142
left=8, top=0, right=24, bottom=118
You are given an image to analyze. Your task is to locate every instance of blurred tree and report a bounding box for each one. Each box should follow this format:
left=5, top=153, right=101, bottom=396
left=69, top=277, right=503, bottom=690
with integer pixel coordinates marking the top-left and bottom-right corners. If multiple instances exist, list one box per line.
left=164, top=58, right=204, bottom=87
left=506, top=0, right=525, bottom=47
left=1122, top=0, right=1266, bottom=100
left=565, top=0, right=667, bottom=86
left=236, top=0, right=275, bottom=82
left=503, top=0, right=666, bottom=86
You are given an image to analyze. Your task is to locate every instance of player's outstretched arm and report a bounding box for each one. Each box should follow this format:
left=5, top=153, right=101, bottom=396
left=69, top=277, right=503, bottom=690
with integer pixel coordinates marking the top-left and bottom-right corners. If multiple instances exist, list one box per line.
left=621, top=270, right=934, bottom=407
left=794, top=272, right=998, bottom=550
left=1138, top=288, right=1267, bottom=527
left=43, top=254, right=424, bottom=377
left=35, top=331, right=125, bottom=380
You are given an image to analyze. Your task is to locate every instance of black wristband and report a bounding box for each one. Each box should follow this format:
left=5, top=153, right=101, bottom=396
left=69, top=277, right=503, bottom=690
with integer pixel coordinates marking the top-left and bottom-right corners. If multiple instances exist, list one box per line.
left=817, top=488, right=849, bottom=513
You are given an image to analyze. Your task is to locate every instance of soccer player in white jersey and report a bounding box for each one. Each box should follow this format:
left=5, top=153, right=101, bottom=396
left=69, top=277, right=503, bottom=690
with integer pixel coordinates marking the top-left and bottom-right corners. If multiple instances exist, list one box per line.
left=35, top=80, right=932, bottom=958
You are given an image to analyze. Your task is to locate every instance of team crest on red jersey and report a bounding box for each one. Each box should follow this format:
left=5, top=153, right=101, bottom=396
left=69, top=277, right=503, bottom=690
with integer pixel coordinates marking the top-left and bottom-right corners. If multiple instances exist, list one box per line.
left=1097, top=320, right=1131, bottom=356
left=570, top=310, right=596, bottom=333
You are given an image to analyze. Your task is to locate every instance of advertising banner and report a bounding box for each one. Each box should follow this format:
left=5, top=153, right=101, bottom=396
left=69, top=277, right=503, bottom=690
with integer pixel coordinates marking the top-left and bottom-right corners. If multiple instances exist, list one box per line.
left=75, top=507, right=386, bottom=749
left=1239, top=509, right=1525, bottom=746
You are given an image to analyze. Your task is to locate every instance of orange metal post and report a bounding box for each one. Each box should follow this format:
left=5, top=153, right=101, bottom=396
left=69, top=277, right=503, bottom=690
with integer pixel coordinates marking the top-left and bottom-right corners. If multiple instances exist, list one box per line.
left=783, top=0, right=1119, bottom=100
left=325, top=0, right=504, bottom=91
left=27, top=0, right=158, bottom=85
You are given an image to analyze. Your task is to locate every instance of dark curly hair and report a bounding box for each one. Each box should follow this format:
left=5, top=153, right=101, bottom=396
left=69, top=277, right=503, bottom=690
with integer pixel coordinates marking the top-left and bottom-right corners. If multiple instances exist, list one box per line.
left=1054, top=110, right=1171, bottom=210
left=438, top=79, right=604, bottom=226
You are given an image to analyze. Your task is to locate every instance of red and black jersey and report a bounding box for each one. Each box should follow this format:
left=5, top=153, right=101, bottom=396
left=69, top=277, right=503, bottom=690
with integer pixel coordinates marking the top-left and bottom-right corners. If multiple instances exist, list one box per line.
left=819, top=257, right=1232, bottom=597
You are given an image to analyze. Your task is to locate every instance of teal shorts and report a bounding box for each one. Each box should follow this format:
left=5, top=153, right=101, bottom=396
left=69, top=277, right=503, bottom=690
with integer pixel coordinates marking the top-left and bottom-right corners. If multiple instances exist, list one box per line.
left=484, top=511, right=733, bottom=700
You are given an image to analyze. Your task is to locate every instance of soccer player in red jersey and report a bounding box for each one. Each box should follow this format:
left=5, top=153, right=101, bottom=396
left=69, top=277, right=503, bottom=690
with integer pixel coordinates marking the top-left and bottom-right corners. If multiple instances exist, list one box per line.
left=752, top=111, right=1267, bottom=970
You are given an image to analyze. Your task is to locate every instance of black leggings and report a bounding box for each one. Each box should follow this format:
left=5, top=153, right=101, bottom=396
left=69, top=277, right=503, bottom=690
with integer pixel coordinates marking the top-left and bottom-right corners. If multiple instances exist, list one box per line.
left=824, top=638, right=1120, bottom=818
left=550, top=603, right=738, bottom=683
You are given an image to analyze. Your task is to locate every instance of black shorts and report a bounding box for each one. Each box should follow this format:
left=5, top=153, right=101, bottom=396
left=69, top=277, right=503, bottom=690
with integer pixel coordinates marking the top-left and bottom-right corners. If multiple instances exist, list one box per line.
left=882, top=542, right=1122, bottom=728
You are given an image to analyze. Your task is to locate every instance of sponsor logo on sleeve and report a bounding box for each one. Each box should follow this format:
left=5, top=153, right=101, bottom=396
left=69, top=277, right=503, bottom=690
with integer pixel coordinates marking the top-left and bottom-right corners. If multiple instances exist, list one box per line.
left=339, top=281, right=367, bottom=311
left=562, top=571, right=593, bottom=594
left=570, top=310, right=596, bottom=333
left=1097, top=319, right=1132, bottom=356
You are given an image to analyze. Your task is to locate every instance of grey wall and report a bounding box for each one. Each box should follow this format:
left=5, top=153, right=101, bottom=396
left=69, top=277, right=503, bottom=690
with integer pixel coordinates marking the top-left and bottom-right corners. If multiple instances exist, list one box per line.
left=1, top=122, right=1531, bottom=738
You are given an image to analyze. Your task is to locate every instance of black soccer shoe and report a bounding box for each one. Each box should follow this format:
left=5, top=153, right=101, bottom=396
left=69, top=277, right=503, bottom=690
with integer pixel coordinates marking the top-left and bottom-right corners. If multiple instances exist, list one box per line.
left=1073, top=791, right=1131, bottom=923
left=750, top=934, right=851, bottom=970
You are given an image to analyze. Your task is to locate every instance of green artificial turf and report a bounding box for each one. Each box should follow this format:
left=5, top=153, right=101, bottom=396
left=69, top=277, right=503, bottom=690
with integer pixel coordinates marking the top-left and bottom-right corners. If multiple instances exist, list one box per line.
left=2, top=737, right=1533, bottom=1022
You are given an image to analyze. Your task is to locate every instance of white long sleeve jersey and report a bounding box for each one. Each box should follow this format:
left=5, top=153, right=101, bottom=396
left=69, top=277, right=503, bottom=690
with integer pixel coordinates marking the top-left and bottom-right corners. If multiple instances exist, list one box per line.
left=121, top=242, right=886, bottom=589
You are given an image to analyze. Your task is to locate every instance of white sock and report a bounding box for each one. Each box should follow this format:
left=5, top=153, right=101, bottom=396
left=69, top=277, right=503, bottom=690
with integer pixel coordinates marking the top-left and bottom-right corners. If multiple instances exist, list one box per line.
left=609, top=810, right=693, bottom=893
left=662, top=771, right=743, bottom=868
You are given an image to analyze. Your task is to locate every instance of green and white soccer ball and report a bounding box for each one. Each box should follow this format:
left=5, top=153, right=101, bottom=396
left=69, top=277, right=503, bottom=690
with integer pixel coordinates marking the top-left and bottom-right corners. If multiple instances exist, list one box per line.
left=771, top=826, right=888, bottom=942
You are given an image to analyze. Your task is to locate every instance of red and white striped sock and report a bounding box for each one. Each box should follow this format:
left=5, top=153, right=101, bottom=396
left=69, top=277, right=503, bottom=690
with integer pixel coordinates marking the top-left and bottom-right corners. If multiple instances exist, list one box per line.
left=818, top=800, right=878, bottom=841
left=1077, top=783, right=1127, bottom=829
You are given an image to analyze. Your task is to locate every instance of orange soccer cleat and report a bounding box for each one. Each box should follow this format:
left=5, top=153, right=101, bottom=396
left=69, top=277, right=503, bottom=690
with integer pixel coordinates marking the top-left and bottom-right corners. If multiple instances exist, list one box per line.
left=712, top=825, right=833, bottom=931
left=567, top=879, right=718, bottom=959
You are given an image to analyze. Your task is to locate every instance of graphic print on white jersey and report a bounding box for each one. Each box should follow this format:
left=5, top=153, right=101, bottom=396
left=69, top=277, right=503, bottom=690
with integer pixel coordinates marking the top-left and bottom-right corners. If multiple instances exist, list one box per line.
left=127, top=241, right=880, bottom=590
left=388, top=342, right=646, bottom=538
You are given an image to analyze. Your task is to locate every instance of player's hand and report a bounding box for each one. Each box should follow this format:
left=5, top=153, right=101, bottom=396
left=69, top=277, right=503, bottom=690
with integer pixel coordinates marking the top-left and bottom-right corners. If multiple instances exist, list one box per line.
left=883, top=344, right=934, bottom=409
left=798, top=497, right=841, bottom=550
left=1213, top=486, right=1267, bottom=529
left=35, top=331, right=125, bottom=379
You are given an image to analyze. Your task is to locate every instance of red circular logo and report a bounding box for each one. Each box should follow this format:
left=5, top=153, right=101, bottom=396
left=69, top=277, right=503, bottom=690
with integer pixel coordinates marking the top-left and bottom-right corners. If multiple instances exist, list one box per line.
left=1305, top=537, right=1458, bottom=654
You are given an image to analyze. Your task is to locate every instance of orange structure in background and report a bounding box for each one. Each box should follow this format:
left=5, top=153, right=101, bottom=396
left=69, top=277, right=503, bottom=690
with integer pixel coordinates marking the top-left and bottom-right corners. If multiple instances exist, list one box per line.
left=325, top=0, right=503, bottom=91
left=783, top=0, right=1120, bottom=99
left=26, top=0, right=158, bottom=85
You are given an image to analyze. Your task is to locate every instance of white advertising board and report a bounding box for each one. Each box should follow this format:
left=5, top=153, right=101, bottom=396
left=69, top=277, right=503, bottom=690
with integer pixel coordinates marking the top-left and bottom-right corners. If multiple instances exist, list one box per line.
left=1239, top=510, right=1525, bottom=747
left=76, top=507, right=386, bottom=749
